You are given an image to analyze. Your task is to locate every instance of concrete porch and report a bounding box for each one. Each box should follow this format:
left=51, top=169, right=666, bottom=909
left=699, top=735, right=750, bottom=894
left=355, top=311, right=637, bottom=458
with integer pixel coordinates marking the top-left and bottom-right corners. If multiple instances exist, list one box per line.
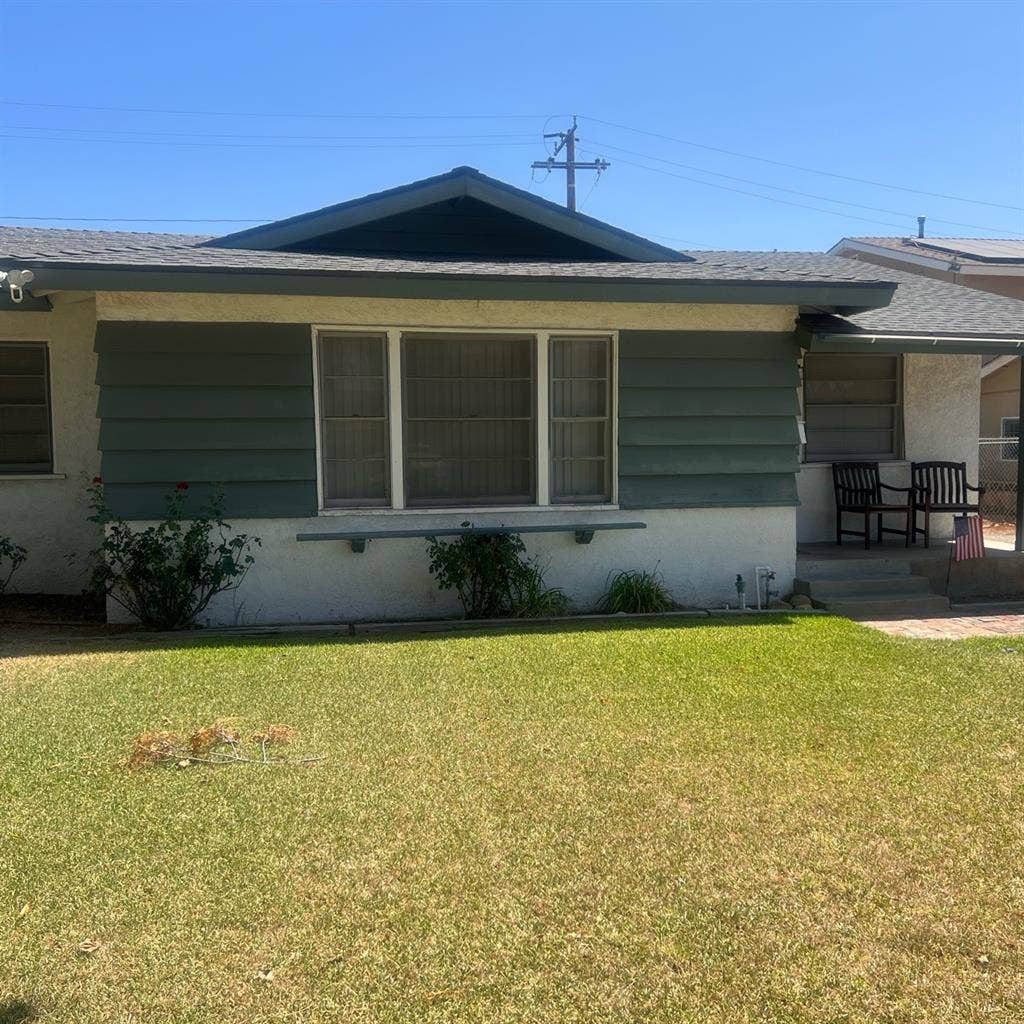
left=796, top=540, right=1024, bottom=618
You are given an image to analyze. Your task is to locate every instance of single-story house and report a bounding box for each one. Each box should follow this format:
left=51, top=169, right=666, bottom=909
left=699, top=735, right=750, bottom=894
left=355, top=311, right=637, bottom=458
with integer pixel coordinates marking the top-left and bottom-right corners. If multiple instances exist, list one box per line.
left=2, top=167, right=1023, bottom=625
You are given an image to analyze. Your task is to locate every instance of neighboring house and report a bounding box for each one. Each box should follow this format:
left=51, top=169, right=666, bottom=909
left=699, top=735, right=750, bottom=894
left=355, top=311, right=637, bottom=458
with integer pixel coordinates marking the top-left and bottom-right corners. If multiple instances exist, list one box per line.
left=829, top=234, right=1024, bottom=444
left=2, top=167, right=1023, bottom=625
left=828, top=235, right=1024, bottom=301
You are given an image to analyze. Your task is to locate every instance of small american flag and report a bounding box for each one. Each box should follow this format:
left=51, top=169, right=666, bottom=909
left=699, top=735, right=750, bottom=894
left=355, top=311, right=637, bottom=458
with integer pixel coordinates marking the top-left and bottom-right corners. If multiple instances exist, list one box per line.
left=953, top=515, right=985, bottom=561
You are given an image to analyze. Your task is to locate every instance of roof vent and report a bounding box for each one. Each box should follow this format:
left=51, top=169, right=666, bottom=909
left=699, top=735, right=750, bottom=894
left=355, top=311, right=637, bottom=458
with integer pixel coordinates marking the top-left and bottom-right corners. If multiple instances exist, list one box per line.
left=917, top=215, right=926, bottom=239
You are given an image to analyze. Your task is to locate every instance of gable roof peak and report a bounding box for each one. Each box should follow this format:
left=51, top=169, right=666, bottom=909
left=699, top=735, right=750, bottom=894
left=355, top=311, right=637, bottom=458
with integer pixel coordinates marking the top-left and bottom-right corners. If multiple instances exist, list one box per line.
left=204, top=166, right=690, bottom=263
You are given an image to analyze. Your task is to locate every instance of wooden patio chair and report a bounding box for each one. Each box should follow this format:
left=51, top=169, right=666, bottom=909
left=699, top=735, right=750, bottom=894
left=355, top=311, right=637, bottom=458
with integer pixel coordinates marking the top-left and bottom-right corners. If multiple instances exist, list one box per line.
left=910, top=461, right=985, bottom=548
left=832, top=461, right=914, bottom=549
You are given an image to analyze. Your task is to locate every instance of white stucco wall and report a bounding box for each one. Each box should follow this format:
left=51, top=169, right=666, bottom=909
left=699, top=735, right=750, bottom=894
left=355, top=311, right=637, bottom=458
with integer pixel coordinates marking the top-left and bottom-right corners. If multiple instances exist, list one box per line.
left=796, top=353, right=982, bottom=542
left=0, top=296, right=102, bottom=592
left=110, top=506, right=797, bottom=626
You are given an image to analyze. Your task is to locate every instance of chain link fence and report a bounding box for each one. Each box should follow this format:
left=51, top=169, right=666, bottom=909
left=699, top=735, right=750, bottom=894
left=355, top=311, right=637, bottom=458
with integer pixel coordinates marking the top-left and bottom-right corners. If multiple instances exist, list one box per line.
left=979, top=437, right=1018, bottom=527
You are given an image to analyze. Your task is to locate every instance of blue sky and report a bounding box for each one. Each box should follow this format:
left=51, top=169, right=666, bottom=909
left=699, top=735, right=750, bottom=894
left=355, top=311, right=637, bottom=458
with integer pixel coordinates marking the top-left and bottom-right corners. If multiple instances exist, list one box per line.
left=0, top=0, right=1021, bottom=251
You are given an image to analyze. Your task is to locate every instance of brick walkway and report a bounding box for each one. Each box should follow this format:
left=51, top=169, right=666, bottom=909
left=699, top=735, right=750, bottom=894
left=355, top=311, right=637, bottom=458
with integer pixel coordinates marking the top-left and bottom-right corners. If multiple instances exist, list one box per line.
left=856, top=606, right=1024, bottom=639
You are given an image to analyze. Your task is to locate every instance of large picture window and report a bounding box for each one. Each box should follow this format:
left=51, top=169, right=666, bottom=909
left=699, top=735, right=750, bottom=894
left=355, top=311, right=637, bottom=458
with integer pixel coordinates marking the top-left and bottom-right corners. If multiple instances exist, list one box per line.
left=402, top=333, right=536, bottom=507
left=802, top=352, right=903, bottom=462
left=314, top=327, right=615, bottom=510
left=0, top=342, right=53, bottom=474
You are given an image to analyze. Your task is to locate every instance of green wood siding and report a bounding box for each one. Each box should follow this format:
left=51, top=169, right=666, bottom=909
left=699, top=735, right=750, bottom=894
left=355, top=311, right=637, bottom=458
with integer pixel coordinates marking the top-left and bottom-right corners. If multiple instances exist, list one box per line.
left=618, top=331, right=800, bottom=509
left=95, top=321, right=316, bottom=518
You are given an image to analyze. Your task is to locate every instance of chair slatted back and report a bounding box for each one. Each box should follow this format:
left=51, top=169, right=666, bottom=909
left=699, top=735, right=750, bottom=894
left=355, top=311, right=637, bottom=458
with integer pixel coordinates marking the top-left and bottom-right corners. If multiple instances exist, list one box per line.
left=832, top=461, right=882, bottom=505
left=912, top=461, right=968, bottom=505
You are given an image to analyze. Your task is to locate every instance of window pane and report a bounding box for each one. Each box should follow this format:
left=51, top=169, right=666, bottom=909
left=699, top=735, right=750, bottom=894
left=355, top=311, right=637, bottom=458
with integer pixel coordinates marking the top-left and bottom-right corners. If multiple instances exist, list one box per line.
left=318, top=333, right=389, bottom=507
left=550, top=336, right=611, bottom=503
left=402, top=334, right=535, bottom=506
left=802, top=353, right=901, bottom=462
left=0, top=342, right=52, bottom=473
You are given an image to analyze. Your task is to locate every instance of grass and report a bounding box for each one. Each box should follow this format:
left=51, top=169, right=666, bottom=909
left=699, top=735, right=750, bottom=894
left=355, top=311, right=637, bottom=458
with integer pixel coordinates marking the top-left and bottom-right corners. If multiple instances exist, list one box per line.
left=1, top=615, right=1023, bottom=1023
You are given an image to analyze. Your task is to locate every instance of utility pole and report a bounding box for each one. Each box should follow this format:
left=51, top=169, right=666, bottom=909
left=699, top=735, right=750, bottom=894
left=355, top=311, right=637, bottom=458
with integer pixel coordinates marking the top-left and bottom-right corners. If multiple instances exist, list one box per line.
left=531, top=116, right=609, bottom=212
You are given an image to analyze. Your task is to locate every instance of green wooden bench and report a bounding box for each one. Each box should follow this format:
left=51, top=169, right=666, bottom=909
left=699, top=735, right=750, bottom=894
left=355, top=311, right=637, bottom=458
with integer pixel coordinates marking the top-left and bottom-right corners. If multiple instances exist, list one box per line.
left=296, top=521, right=647, bottom=553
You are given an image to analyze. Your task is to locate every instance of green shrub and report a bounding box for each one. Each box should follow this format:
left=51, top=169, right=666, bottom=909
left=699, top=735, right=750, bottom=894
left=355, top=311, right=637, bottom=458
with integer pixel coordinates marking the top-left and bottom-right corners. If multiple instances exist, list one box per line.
left=0, top=536, right=27, bottom=595
left=425, top=526, right=567, bottom=619
left=87, top=480, right=260, bottom=631
left=598, top=568, right=673, bottom=615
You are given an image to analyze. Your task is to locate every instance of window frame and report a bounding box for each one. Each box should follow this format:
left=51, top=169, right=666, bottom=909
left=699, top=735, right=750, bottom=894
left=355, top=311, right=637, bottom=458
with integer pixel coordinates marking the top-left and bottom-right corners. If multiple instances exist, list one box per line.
left=0, top=340, right=55, bottom=476
left=799, top=351, right=905, bottom=465
left=1000, top=416, right=1020, bottom=462
left=311, top=325, right=618, bottom=514
left=315, top=330, right=391, bottom=509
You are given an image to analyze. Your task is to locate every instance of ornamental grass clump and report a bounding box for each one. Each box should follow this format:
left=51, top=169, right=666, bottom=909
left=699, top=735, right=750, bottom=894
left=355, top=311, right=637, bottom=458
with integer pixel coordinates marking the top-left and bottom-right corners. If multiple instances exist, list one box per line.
left=598, top=567, right=674, bottom=614
left=87, top=479, right=260, bottom=631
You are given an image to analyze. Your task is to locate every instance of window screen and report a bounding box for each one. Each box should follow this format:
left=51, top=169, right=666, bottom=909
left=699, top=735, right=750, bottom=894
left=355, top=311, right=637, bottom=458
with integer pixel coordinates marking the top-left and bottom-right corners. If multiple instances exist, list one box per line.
left=550, top=336, right=612, bottom=503
left=0, top=342, right=52, bottom=474
left=402, top=333, right=536, bottom=506
left=803, top=353, right=902, bottom=462
left=318, top=332, right=389, bottom=507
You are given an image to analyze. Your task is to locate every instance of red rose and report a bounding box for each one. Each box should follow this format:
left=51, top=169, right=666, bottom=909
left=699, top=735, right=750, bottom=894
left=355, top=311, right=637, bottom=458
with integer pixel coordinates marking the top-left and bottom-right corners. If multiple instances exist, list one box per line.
left=176, top=481, right=189, bottom=491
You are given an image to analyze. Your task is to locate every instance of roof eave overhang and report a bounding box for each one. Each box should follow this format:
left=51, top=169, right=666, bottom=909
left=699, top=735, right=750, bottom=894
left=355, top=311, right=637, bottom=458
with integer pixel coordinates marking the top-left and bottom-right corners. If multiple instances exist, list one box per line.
left=829, top=238, right=960, bottom=272
left=800, top=326, right=1024, bottom=356
left=20, top=264, right=897, bottom=308
left=830, top=238, right=1024, bottom=276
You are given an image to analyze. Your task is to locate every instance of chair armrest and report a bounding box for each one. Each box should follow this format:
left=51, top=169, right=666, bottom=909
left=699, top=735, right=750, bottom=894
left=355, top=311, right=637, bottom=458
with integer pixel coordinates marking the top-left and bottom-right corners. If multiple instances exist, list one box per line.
left=879, top=483, right=912, bottom=493
left=966, top=483, right=985, bottom=494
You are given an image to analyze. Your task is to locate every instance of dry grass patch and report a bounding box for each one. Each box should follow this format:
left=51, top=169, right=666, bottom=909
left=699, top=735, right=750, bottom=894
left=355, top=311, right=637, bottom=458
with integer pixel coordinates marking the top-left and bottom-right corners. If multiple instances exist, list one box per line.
left=1, top=616, right=1023, bottom=1022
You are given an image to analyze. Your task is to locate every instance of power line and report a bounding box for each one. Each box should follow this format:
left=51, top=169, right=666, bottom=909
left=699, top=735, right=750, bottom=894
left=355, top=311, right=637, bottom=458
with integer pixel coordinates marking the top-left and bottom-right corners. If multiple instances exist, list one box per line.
left=577, top=146, right=915, bottom=232
left=0, top=99, right=555, bottom=121
left=0, top=133, right=539, bottom=152
left=0, top=123, right=537, bottom=143
left=579, top=115, right=1024, bottom=213
left=0, top=215, right=266, bottom=223
left=586, top=139, right=1024, bottom=236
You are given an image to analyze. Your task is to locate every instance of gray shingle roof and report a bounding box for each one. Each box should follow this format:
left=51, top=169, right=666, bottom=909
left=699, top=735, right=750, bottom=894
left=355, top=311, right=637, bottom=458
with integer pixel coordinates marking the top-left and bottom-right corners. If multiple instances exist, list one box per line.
left=0, top=225, right=890, bottom=284
left=839, top=236, right=1024, bottom=267
left=803, top=265, right=1024, bottom=339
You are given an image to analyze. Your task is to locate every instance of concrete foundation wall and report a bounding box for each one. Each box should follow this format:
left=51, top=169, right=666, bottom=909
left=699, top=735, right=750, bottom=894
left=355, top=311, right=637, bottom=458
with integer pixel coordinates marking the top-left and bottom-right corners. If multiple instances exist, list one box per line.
left=797, top=353, right=981, bottom=543
left=0, top=297, right=102, bottom=593
left=110, top=506, right=797, bottom=626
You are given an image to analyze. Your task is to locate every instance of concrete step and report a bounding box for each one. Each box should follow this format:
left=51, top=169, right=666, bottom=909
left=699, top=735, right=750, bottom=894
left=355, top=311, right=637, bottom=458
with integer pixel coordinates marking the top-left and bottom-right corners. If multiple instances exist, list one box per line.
left=796, top=557, right=914, bottom=580
left=794, top=575, right=934, bottom=600
left=825, top=594, right=952, bottom=619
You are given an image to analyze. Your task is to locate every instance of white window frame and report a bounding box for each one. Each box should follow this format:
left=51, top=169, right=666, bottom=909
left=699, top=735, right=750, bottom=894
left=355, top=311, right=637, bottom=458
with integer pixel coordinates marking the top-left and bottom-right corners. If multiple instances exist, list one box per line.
left=311, top=324, right=618, bottom=515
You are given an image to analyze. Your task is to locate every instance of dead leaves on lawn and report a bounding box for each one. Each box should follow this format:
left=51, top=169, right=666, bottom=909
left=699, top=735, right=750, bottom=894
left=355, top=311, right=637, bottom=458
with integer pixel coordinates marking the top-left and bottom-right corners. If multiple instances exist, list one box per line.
left=127, top=719, right=321, bottom=770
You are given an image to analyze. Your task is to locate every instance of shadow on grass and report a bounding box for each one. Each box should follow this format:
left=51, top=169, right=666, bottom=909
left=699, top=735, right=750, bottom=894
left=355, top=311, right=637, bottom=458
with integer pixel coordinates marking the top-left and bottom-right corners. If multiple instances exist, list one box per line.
left=0, top=1000, right=39, bottom=1024
left=1, top=611, right=822, bottom=660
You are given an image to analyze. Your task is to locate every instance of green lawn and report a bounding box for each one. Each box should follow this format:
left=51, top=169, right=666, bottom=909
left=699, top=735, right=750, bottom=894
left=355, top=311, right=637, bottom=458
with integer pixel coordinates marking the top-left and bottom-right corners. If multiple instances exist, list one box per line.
left=2, top=616, right=1023, bottom=1023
